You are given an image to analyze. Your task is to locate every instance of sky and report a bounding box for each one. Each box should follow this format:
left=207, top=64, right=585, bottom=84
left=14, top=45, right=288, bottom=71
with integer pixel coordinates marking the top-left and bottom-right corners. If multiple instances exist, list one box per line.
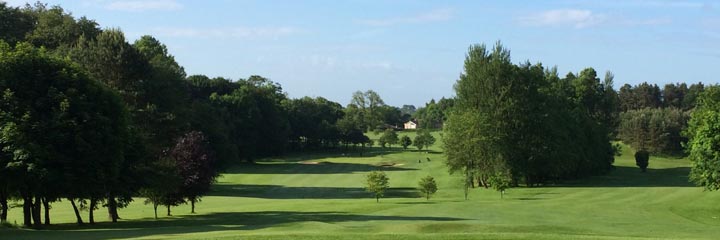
left=3, top=0, right=720, bottom=107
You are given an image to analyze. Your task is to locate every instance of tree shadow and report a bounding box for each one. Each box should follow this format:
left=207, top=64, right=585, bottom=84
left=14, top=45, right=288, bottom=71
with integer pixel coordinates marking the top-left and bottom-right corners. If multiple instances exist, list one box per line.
left=209, top=184, right=421, bottom=199
left=556, top=166, right=694, bottom=188
left=4, top=211, right=466, bottom=239
left=224, top=162, right=417, bottom=175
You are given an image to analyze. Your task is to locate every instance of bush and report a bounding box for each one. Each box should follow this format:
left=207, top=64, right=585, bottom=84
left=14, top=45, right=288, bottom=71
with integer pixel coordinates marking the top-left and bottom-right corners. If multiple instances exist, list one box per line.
left=635, top=150, right=650, bottom=172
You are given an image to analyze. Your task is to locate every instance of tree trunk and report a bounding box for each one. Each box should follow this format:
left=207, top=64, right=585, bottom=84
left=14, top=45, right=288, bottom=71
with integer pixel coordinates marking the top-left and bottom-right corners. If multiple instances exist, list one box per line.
left=107, top=197, right=118, bottom=223
left=153, top=203, right=158, bottom=219
left=42, top=198, right=50, bottom=225
left=22, top=194, right=32, bottom=227
left=376, top=195, right=379, bottom=203
left=31, top=196, right=42, bottom=228
left=89, top=198, right=96, bottom=224
left=191, top=199, right=196, bottom=214
left=69, top=199, right=84, bottom=224
left=166, top=205, right=171, bottom=216
left=0, top=190, right=7, bottom=223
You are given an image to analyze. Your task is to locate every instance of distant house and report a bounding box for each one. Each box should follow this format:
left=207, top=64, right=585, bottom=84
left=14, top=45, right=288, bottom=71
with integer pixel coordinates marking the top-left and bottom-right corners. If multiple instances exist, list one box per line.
left=404, top=120, right=418, bottom=130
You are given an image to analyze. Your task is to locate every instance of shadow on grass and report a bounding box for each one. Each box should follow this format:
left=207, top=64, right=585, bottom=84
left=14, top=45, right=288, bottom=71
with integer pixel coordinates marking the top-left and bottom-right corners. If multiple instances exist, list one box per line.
left=260, top=148, right=442, bottom=163
left=4, top=211, right=465, bottom=239
left=557, top=166, right=693, bottom=188
left=224, top=161, right=417, bottom=175
left=210, top=184, right=421, bottom=199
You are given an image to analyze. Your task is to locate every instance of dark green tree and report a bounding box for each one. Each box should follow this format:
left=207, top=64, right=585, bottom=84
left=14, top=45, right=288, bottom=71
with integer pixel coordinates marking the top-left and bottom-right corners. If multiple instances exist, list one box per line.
left=400, top=135, right=412, bottom=149
left=0, top=42, right=127, bottom=226
left=634, top=150, right=650, bottom=172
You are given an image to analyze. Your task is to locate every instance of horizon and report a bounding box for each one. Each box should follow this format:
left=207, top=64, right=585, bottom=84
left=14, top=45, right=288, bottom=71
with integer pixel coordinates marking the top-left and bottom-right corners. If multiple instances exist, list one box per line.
left=3, top=0, right=719, bottom=107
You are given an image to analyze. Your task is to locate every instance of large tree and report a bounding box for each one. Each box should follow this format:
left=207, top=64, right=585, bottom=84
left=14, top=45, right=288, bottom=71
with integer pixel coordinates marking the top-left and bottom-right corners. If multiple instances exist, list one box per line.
left=686, top=86, right=720, bottom=190
left=0, top=42, right=127, bottom=227
left=444, top=42, right=614, bottom=190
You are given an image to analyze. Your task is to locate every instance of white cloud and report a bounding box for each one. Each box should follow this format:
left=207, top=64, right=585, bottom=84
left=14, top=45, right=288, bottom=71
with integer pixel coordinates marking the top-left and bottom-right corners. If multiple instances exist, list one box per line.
left=357, top=8, right=454, bottom=27
left=623, top=0, right=708, bottom=9
left=520, top=9, right=605, bottom=29
left=106, top=0, right=182, bottom=12
left=152, top=26, right=301, bottom=39
left=519, top=9, right=673, bottom=29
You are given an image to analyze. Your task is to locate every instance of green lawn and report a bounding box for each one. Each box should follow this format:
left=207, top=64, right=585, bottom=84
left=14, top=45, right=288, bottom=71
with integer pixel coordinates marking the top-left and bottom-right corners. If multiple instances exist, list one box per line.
left=3, top=132, right=720, bottom=239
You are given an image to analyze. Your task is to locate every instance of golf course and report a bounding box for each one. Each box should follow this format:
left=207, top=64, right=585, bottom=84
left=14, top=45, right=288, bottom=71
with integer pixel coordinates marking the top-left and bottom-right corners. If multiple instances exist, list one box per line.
left=2, top=132, right=719, bottom=240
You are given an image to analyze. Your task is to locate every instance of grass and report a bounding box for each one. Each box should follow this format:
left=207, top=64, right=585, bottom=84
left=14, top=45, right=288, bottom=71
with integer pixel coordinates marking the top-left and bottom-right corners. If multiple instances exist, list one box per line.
left=3, top=131, right=720, bottom=239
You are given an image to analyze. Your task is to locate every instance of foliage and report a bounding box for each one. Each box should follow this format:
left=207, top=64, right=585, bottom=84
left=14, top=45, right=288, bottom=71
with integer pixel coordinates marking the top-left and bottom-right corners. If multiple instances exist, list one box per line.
left=378, top=129, right=399, bottom=148
left=634, top=150, right=649, bottom=172
left=618, top=108, right=688, bottom=155
left=286, top=97, right=343, bottom=150
left=619, top=82, right=704, bottom=112
left=488, top=168, right=512, bottom=199
left=347, top=90, right=386, bottom=131
left=0, top=41, right=128, bottom=226
left=400, top=135, right=412, bottom=149
left=444, top=42, right=615, bottom=189
left=413, top=98, right=454, bottom=129
left=686, top=86, right=720, bottom=191
left=413, top=130, right=436, bottom=151
left=417, top=176, right=438, bottom=200
left=170, top=131, right=218, bottom=213
left=364, top=171, right=389, bottom=203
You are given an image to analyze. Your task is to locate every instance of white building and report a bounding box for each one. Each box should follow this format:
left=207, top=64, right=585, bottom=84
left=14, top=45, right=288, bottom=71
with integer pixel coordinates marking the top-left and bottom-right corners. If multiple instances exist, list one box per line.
left=404, top=120, right=418, bottom=130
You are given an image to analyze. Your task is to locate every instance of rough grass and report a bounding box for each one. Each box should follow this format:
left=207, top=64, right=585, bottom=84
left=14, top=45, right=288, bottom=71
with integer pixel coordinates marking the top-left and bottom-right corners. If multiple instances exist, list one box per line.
left=3, top=132, right=720, bottom=239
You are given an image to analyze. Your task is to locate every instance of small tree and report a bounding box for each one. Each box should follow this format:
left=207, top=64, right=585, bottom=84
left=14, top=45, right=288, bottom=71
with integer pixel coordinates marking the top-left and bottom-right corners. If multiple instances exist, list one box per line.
left=400, top=135, right=412, bottom=149
left=380, top=129, right=399, bottom=148
left=635, top=150, right=649, bottom=172
left=365, top=171, right=389, bottom=203
left=377, top=137, right=387, bottom=148
left=413, top=130, right=436, bottom=151
left=488, top=170, right=512, bottom=199
left=418, top=176, right=438, bottom=200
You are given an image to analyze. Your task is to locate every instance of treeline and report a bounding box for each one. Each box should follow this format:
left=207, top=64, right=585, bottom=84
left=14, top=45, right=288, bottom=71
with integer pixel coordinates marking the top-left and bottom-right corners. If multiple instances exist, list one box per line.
left=617, top=82, right=704, bottom=155
left=444, top=43, right=617, bottom=192
left=0, top=3, right=402, bottom=227
left=412, top=98, right=454, bottom=129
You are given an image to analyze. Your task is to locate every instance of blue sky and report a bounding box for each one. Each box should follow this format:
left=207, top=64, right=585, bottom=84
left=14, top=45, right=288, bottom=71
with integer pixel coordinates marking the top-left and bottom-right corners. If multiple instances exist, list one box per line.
left=4, top=0, right=720, bottom=107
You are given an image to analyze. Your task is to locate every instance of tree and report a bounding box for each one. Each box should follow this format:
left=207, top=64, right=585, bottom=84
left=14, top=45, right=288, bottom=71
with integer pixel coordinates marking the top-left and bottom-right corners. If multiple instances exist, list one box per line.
left=618, top=108, right=688, bottom=155
left=400, top=135, right=412, bottom=149
left=417, top=176, right=438, bottom=200
left=379, top=129, right=399, bottom=148
left=488, top=169, right=512, bottom=199
left=22, top=3, right=101, bottom=49
left=0, top=2, right=34, bottom=45
left=686, top=86, right=720, bottom=190
left=0, top=42, right=128, bottom=227
left=365, top=171, right=389, bottom=203
left=634, top=150, right=649, bottom=172
left=170, top=131, right=218, bottom=214
left=444, top=42, right=614, bottom=189
left=413, top=130, right=436, bottom=151
left=348, top=90, right=386, bottom=131
left=140, top=157, right=181, bottom=219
